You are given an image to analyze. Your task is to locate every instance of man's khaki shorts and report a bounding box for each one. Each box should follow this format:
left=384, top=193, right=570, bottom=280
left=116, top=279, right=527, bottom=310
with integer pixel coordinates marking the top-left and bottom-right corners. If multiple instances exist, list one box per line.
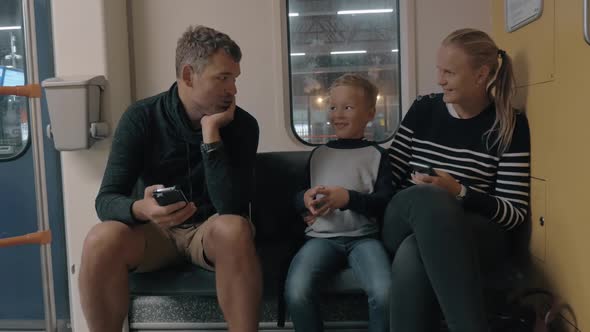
left=132, top=214, right=254, bottom=273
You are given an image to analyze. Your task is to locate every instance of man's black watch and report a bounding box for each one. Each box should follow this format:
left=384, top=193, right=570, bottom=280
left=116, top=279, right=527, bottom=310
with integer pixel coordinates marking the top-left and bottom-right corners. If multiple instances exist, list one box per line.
left=201, top=141, right=223, bottom=154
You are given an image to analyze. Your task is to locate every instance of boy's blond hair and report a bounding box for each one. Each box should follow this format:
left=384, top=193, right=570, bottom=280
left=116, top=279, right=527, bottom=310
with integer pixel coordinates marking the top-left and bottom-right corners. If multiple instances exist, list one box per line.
left=329, top=73, right=379, bottom=111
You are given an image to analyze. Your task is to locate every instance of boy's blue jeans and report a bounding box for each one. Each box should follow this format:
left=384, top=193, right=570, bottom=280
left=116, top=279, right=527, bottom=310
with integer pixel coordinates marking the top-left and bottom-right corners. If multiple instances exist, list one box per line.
left=285, top=234, right=392, bottom=332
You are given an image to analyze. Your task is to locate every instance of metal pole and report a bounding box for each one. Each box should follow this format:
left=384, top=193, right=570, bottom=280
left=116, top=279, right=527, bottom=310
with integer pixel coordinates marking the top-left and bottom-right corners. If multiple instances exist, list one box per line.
left=22, top=0, right=57, bottom=331
left=10, top=32, right=18, bottom=68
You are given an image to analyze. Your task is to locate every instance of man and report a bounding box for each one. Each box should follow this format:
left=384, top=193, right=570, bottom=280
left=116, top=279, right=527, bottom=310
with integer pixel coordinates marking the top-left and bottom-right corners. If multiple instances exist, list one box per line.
left=79, top=25, right=261, bottom=332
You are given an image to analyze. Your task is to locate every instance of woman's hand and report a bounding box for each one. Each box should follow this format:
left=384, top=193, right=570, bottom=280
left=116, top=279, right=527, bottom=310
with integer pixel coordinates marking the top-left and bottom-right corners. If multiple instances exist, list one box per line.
left=412, top=169, right=462, bottom=196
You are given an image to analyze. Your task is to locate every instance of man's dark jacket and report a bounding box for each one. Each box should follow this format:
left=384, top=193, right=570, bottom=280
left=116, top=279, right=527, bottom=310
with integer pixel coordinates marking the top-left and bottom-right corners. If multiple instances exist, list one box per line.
left=95, top=83, right=259, bottom=226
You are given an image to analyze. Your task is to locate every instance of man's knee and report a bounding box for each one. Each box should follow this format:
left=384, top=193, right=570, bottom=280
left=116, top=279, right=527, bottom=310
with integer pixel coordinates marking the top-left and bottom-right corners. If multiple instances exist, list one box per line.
left=209, top=215, right=254, bottom=247
left=82, top=221, right=142, bottom=266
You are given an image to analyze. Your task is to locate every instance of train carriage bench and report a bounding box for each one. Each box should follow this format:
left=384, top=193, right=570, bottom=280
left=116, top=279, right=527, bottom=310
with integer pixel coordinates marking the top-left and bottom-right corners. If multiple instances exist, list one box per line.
left=127, top=151, right=529, bottom=331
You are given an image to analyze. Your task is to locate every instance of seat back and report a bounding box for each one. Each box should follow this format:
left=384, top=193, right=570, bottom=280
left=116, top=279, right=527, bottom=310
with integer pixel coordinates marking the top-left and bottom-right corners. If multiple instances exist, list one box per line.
left=251, top=151, right=310, bottom=244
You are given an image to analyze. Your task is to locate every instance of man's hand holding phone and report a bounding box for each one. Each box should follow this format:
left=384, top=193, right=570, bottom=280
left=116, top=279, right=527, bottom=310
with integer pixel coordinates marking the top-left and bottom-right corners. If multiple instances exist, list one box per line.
left=132, top=184, right=197, bottom=229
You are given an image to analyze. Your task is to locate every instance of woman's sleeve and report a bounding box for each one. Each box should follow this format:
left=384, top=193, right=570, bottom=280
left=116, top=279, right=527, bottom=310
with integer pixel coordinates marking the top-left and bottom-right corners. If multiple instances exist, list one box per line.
left=463, top=114, right=531, bottom=230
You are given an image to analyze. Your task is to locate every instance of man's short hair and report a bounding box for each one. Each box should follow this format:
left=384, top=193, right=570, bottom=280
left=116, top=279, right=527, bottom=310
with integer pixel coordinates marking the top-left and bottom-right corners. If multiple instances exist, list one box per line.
left=175, top=25, right=242, bottom=77
left=329, top=73, right=379, bottom=110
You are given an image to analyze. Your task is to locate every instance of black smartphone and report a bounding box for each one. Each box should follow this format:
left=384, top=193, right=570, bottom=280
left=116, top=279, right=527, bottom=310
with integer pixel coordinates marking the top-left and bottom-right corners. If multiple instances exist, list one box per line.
left=410, top=161, right=438, bottom=176
left=152, top=186, right=189, bottom=206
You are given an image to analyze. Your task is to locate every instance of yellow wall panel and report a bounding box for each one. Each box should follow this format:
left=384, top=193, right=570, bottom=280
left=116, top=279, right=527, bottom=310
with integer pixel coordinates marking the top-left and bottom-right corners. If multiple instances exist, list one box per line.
left=546, top=1, right=590, bottom=329
left=513, top=83, right=555, bottom=179
left=492, top=0, right=555, bottom=86
left=529, top=178, right=547, bottom=262
left=493, top=0, right=590, bottom=330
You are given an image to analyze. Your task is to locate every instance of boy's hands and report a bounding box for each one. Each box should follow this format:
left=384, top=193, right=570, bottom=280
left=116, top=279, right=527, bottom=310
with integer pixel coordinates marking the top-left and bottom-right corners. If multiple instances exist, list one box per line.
left=302, top=187, right=319, bottom=225
left=132, top=184, right=197, bottom=228
left=303, top=186, right=322, bottom=213
left=315, top=186, right=350, bottom=211
left=302, top=185, right=349, bottom=225
left=303, top=214, right=317, bottom=226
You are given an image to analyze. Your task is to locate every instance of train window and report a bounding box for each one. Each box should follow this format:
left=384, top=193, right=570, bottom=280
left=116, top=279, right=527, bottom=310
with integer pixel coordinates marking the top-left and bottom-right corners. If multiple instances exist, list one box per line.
left=287, top=0, right=401, bottom=145
left=0, top=0, right=29, bottom=160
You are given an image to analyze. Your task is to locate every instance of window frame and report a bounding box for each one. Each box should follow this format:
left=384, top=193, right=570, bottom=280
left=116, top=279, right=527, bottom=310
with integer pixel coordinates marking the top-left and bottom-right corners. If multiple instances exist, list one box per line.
left=284, top=0, right=408, bottom=146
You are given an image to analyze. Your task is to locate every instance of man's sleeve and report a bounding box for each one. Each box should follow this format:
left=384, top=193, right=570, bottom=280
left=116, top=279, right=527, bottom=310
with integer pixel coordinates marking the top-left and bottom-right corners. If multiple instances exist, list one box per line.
left=95, top=108, right=147, bottom=225
left=203, top=109, right=259, bottom=216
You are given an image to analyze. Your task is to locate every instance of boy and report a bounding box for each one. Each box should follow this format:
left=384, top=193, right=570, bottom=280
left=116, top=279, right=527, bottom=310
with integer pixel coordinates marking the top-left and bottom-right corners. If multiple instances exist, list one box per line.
left=284, top=74, right=394, bottom=332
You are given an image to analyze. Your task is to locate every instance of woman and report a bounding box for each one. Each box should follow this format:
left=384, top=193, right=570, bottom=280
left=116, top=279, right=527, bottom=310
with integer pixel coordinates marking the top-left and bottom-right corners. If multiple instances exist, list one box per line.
left=383, top=28, right=530, bottom=332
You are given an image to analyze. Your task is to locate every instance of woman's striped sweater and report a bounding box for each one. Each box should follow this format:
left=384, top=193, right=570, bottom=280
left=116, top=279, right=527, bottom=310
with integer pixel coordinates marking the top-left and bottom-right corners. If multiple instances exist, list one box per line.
left=388, top=93, right=531, bottom=230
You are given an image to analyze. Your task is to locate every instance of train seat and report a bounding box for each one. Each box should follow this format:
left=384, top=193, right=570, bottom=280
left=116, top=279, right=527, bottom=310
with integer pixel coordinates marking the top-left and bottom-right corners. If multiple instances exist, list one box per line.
left=127, top=151, right=529, bottom=330
left=128, top=151, right=369, bottom=329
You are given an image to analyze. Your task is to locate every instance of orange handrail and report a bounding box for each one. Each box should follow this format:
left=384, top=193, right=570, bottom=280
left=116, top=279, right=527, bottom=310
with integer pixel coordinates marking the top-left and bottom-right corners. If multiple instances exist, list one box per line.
left=0, top=230, right=52, bottom=248
left=0, top=84, right=42, bottom=98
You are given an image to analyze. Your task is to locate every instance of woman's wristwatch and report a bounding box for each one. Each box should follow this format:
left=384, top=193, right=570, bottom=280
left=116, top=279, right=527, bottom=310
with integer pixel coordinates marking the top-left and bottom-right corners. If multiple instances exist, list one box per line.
left=456, top=184, right=467, bottom=200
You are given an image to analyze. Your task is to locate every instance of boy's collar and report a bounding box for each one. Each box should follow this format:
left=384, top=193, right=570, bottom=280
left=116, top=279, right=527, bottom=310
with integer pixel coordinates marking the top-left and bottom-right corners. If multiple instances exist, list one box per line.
left=326, top=138, right=371, bottom=149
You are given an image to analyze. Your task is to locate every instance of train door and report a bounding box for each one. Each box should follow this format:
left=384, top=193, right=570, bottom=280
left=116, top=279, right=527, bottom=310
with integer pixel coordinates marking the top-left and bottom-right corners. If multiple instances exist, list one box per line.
left=0, top=0, right=69, bottom=331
